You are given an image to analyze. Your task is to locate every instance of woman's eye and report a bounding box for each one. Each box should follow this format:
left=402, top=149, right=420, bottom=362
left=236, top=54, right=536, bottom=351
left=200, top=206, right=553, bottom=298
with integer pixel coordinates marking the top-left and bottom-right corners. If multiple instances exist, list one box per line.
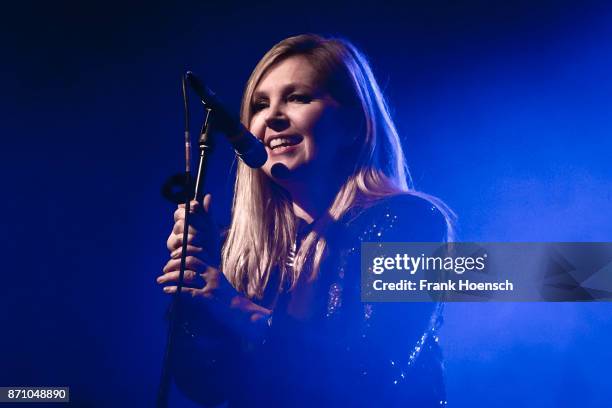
left=251, top=100, right=269, bottom=112
left=288, top=94, right=312, bottom=103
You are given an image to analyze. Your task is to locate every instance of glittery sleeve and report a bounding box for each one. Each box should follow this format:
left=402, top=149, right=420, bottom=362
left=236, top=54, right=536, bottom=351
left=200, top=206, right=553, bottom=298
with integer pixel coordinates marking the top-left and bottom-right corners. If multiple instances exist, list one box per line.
left=333, top=194, right=449, bottom=406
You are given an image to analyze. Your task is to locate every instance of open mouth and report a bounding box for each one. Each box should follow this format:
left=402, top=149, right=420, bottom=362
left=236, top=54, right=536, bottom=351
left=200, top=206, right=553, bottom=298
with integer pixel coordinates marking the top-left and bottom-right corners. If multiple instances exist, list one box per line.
left=267, top=135, right=303, bottom=151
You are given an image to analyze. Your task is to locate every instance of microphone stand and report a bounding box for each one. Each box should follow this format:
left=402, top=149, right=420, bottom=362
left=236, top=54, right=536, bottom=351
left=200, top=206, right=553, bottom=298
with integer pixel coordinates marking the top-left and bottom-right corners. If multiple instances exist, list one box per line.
left=156, top=74, right=215, bottom=408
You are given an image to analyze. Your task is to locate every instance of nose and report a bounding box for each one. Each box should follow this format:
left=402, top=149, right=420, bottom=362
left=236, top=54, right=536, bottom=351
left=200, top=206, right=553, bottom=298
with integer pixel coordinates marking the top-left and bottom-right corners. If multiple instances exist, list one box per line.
left=264, top=101, right=289, bottom=132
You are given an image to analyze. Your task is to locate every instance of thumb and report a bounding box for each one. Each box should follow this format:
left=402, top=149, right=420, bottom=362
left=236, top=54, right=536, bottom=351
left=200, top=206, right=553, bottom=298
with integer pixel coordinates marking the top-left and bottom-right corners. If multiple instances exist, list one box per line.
left=202, top=193, right=213, bottom=213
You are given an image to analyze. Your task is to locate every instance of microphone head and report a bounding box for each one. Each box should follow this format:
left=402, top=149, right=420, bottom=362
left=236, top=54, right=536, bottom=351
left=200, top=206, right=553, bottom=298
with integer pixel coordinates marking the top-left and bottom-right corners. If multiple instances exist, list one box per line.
left=185, top=70, right=267, bottom=168
left=271, top=163, right=291, bottom=179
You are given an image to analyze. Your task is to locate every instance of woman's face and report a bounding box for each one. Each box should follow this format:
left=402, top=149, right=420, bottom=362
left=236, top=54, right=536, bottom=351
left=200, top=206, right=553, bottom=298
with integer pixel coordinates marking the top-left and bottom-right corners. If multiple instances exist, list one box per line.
left=249, top=55, right=350, bottom=185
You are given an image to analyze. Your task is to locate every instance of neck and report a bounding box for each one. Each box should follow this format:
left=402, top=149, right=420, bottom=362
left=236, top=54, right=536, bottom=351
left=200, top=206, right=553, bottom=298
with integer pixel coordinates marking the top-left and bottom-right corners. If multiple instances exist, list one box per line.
left=283, top=178, right=341, bottom=225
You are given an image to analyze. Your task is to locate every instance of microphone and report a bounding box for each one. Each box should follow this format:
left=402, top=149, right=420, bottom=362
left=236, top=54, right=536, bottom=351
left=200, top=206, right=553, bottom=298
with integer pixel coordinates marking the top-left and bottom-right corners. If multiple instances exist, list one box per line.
left=271, top=163, right=291, bottom=179
left=185, top=71, right=267, bottom=168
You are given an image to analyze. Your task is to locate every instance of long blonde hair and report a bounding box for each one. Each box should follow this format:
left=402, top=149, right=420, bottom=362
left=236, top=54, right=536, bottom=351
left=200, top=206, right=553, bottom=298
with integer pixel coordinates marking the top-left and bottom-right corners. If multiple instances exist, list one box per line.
left=222, top=34, right=454, bottom=300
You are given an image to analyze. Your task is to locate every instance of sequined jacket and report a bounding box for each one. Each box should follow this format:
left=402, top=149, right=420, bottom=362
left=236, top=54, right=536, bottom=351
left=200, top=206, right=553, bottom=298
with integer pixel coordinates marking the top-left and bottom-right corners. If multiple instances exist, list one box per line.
left=173, top=194, right=448, bottom=407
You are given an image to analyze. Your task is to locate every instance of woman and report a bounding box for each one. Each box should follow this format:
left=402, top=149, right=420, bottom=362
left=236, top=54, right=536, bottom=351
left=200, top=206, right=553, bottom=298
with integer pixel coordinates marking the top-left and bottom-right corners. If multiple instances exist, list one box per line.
left=158, top=34, right=454, bottom=407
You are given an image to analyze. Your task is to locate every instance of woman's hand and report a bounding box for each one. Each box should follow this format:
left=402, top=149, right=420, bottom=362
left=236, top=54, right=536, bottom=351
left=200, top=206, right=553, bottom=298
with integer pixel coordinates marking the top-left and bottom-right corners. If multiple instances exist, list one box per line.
left=159, top=194, right=223, bottom=296
left=157, top=195, right=271, bottom=337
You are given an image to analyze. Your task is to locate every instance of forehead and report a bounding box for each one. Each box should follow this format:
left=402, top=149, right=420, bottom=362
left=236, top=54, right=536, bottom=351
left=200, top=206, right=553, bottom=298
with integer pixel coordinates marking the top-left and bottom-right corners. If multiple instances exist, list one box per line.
left=254, top=55, right=321, bottom=95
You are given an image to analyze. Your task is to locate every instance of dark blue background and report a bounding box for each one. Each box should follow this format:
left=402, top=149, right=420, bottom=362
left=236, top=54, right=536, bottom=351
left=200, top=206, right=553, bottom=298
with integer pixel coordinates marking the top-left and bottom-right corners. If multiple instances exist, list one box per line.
left=2, top=1, right=611, bottom=406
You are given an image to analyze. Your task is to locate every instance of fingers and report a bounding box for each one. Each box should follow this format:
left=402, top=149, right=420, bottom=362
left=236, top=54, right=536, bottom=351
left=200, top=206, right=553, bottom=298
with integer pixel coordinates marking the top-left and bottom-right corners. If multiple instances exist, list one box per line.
left=172, top=220, right=200, bottom=236
left=170, top=245, right=203, bottom=259
left=157, top=269, right=201, bottom=285
left=169, top=195, right=216, bottom=252
left=172, top=210, right=208, bottom=234
left=174, top=195, right=212, bottom=220
left=158, top=264, right=222, bottom=296
left=161, top=284, right=218, bottom=299
left=161, top=194, right=220, bottom=298
left=174, top=206, right=193, bottom=223
left=163, top=255, right=207, bottom=275
left=167, top=233, right=201, bottom=252
left=175, top=200, right=200, bottom=218
left=174, top=195, right=212, bottom=219
left=161, top=286, right=212, bottom=298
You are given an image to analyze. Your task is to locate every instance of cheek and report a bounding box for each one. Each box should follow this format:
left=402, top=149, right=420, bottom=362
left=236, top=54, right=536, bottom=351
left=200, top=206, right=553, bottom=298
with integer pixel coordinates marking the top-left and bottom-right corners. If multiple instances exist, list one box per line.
left=248, top=115, right=265, bottom=140
left=308, top=109, right=346, bottom=152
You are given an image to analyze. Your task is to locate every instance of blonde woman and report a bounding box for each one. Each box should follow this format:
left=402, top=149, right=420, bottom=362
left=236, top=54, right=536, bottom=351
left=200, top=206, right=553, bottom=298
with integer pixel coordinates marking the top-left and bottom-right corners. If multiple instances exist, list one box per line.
left=158, top=34, right=454, bottom=407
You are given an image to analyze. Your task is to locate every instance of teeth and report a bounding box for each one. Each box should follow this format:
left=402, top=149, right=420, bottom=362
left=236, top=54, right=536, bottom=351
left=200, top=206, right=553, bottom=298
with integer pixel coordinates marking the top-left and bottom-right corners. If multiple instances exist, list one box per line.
left=269, top=137, right=295, bottom=149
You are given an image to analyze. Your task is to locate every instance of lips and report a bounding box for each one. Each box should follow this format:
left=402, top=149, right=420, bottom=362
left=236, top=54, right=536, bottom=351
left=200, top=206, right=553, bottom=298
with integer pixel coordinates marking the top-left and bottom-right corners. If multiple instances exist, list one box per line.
left=266, top=135, right=303, bottom=150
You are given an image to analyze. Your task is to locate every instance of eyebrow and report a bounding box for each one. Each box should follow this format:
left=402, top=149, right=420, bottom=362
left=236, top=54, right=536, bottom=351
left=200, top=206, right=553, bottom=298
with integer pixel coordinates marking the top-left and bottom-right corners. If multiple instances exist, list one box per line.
left=252, top=83, right=317, bottom=101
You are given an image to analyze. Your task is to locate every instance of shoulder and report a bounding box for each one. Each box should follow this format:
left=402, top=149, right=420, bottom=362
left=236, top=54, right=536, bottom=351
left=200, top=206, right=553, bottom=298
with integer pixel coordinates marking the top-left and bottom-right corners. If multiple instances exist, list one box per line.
left=342, top=193, right=449, bottom=243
